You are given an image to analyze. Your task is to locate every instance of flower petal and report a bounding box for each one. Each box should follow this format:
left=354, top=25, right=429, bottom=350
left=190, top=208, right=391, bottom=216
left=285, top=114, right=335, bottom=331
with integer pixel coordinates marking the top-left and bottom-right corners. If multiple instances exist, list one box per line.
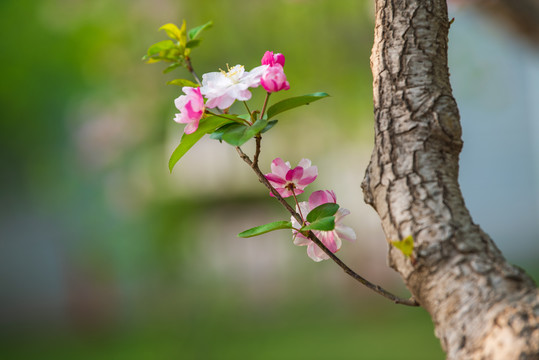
left=307, top=243, right=329, bottom=262
left=335, top=225, right=356, bottom=242
left=265, top=173, right=286, bottom=185
left=286, top=166, right=304, bottom=182
left=308, top=190, right=337, bottom=209
left=293, top=235, right=310, bottom=246
left=270, top=158, right=290, bottom=178
left=298, top=158, right=312, bottom=168
left=183, top=120, right=200, bottom=134
left=318, top=231, right=339, bottom=253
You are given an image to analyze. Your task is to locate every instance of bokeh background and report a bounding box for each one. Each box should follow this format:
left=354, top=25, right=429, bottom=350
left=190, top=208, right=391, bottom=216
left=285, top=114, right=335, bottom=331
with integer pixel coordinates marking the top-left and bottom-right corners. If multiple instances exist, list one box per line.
left=1, top=1, right=537, bottom=359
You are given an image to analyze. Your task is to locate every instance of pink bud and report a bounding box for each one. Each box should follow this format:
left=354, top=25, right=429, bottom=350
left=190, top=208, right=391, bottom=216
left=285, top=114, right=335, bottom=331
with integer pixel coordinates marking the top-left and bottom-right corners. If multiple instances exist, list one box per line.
left=261, top=51, right=286, bottom=67
left=273, top=53, right=285, bottom=67
left=261, top=64, right=290, bottom=93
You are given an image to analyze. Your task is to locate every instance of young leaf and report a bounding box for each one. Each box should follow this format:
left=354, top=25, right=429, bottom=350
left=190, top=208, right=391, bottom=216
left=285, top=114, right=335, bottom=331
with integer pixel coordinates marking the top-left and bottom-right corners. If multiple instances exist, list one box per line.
left=178, top=20, right=187, bottom=47
left=221, top=118, right=268, bottom=147
left=238, top=221, right=293, bottom=238
left=209, top=123, right=237, bottom=142
left=306, top=203, right=340, bottom=223
left=169, top=115, right=234, bottom=172
left=301, top=216, right=335, bottom=231
left=220, top=124, right=249, bottom=146
left=261, top=119, right=278, bottom=134
left=167, top=79, right=199, bottom=87
left=188, top=20, right=214, bottom=40
left=163, top=63, right=183, bottom=74
left=266, top=92, right=330, bottom=119
left=391, top=235, right=414, bottom=257
left=146, top=40, right=176, bottom=56
left=159, top=23, right=183, bottom=42
left=186, top=39, right=202, bottom=49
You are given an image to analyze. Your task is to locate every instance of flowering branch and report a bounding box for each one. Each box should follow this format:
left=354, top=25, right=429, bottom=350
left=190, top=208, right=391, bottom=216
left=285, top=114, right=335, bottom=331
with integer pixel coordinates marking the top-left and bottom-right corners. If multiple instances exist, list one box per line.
left=236, top=145, right=419, bottom=307
left=145, top=23, right=418, bottom=307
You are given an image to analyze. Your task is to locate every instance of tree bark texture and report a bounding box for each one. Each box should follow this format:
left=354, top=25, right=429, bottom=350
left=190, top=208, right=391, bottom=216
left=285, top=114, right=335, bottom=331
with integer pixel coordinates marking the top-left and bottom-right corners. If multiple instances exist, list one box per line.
left=362, top=1, right=539, bottom=359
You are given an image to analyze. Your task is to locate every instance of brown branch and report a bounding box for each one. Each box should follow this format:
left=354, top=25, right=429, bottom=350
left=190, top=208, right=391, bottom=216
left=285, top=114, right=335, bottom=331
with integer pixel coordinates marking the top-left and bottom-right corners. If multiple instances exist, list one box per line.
left=252, top=135, right=262, bottom=167
left=185, top=57, right=202, bottom=86
left=235, top=145, right=419, bottom=307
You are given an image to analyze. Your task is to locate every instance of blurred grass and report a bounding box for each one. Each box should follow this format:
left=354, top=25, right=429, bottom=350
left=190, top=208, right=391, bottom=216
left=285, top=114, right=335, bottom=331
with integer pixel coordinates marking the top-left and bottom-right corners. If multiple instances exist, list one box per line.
left=2, top=302, right=444, bottom=360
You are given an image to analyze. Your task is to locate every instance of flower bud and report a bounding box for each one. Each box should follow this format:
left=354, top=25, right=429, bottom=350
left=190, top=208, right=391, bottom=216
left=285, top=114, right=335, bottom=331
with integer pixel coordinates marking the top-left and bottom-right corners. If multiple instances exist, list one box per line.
left=261, top=51, right=285, bottom=67
left=260, top=64, right=290, bottom=93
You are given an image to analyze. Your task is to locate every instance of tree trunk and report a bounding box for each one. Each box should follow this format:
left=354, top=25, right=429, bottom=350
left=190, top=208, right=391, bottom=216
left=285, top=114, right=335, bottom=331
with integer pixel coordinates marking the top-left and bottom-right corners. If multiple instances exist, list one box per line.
left=362, top=1, right=539, bottom=358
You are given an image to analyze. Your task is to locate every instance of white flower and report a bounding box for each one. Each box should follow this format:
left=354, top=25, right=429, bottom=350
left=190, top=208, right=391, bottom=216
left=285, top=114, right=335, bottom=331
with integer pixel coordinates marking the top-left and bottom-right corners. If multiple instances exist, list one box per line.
left=200, top=64, right=267, bottom=110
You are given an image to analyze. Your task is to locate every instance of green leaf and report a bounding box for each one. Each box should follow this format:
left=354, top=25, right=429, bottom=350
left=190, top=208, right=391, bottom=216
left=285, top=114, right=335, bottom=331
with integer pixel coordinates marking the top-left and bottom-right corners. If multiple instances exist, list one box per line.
left=188, top=20, right=213, bottom=40
left=167, top=79, right=199, bottom=87
left=178, top=20, right=187, bottom=47
left=168, top=115, right=234, bottom=172
left=391, top=235, right=414, bottom=257
left=163, top=63, right=182, bottom=74
left=221, top=118, right=268, bottom=146
left=260, top=119, right=278, bottom=134
left=266, top=92, right=330, bottom=119
left=186, top=39, right=202, bottom=48
left=147, top=40, right=176, bottom=56
left=301, top=216, right=335, bottom=231
left=238, top=221, right=293, bottom=238
left=209, top=123, right=236, bottom=142
left=159, top=23, right=183, bottom=41
left=306, top=203, right=339, bottom=223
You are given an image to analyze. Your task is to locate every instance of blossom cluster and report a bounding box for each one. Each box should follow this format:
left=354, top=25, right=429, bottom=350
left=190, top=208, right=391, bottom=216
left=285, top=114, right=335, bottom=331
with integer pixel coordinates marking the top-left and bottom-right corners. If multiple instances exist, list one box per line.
left=291, top=190, right=356, bottom=262
left=169, top=48, right=355, bottom=263
left=173, top=51, right=290, bottom=134
left=265, top=158, right=356, bottom=262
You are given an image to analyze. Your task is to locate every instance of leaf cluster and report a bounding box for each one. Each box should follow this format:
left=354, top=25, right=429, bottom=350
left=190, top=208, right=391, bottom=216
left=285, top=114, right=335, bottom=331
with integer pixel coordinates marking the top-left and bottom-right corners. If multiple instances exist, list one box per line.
left=238, top=203, right=340, bottom=238
left=143, top=20, right=213, bottom=73
left=169, top=93, right=329, bottom=172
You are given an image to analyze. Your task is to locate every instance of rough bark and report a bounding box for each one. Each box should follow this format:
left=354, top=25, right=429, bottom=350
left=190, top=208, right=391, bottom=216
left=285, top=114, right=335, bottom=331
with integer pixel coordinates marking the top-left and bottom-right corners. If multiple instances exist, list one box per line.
left=362, top=1, right=539, bottom=359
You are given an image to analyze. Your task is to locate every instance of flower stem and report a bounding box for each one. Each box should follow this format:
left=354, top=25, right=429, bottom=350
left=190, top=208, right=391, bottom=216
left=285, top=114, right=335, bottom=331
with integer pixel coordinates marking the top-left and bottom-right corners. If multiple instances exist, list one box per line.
left=235, top=146, right=419, bottom=307
left=291, top=189, right=305, bottom=224
left=260, top=92, right=271, bottom=119
left=243, top=101, right=253, bottom=117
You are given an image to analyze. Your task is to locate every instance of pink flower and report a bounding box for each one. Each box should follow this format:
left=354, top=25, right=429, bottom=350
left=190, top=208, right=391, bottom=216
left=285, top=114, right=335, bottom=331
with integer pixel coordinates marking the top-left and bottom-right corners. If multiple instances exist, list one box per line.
left=265, top=158, right=317, bottom=198
left=200, top=64, right=266, bottom=110
left=174, top=86, right=205, bottom=134
left=261, top=51, right=285, bottom=67
left=292, top=190, right=356, bottom=262
left=261, top=64, right=290, bottom=93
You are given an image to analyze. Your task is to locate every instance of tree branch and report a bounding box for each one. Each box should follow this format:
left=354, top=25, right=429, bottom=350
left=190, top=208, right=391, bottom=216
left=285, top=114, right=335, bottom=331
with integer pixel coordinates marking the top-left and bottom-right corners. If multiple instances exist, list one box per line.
left=236, top=144, right=418, bottom=307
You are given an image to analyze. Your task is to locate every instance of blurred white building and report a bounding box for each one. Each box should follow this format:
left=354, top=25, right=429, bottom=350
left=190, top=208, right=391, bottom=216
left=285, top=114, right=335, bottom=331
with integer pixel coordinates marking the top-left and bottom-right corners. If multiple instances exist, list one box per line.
left=449, top=7, right=539, bottom=262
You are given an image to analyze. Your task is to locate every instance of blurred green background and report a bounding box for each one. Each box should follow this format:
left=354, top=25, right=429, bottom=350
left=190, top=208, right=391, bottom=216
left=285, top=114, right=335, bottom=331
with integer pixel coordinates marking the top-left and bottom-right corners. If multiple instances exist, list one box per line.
left=1, top=1, right=537, bottom=359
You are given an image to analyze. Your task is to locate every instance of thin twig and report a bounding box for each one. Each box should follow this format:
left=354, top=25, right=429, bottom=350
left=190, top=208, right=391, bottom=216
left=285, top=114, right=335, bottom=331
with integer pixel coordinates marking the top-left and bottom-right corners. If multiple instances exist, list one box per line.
left=243, top=101, right=253, bottom=121
left=291, top=189, right=305, bottom=224
left=253, top=135, right=262, bottom=167
left=185, top=57, right=202, bottom=86
left=236, top=146, right=419, bottom=307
